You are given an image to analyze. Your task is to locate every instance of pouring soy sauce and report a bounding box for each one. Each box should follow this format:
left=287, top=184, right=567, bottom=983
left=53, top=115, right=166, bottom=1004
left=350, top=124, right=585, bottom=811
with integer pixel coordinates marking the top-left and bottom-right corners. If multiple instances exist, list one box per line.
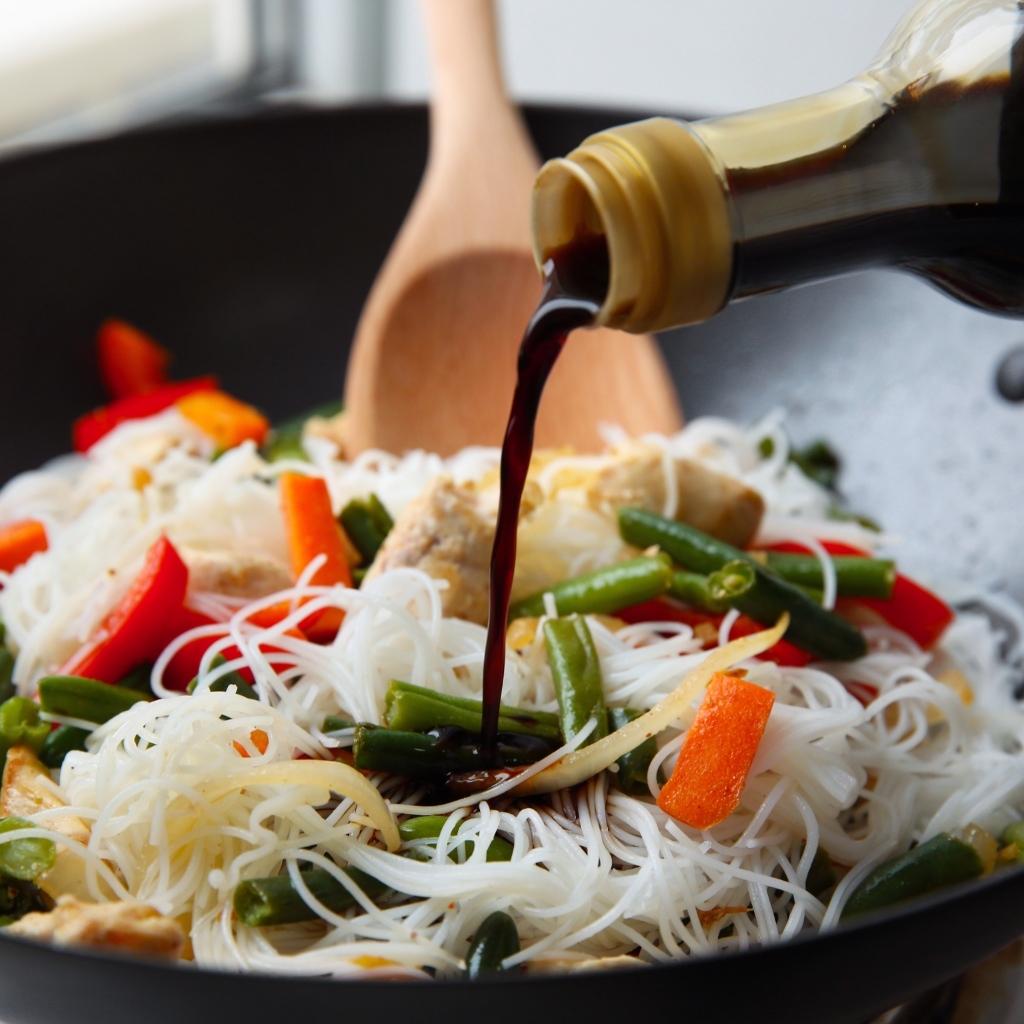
left=479, top=239, right=609, bottom=754
left=478, top=0, right=1024, bottom=757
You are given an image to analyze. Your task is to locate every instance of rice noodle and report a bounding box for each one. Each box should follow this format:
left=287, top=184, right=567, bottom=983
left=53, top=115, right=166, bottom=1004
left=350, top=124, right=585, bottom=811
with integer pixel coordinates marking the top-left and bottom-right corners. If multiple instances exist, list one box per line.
left=0, top=413, right=1021, bottom=977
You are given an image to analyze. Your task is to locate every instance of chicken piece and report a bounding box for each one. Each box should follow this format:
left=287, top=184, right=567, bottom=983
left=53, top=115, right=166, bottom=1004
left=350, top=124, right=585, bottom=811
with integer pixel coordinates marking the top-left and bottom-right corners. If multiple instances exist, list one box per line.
left=2, top=746, right=92, bottom=901
left=589, top=450, right=764, bottom=547
left=182, top=548, right=293, bottom=599
left=8, top=895, right=184, bottom=960
left=365, top=477, right=493, bottom=624
left=1, top=746, right=88, bottom=846
left=303, top=408, right=348, bottom=453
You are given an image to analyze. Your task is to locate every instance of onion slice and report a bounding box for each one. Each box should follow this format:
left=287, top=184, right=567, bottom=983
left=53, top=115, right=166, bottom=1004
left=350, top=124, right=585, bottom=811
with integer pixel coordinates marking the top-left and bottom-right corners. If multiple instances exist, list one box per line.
left=516, top=615, right=788, bottom=796
left=204, top=759, right=401, bottom=851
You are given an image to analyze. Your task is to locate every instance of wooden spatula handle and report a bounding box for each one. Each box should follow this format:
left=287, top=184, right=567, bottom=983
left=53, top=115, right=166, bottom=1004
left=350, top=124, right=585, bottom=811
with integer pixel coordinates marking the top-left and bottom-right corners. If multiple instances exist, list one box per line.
left=421, top=0, right=507, bottom=116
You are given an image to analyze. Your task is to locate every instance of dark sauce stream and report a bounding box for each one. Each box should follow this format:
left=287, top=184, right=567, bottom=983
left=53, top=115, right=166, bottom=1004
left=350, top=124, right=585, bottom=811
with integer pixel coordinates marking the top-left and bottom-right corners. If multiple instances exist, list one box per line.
left=479, top=238, right=609, bottom=756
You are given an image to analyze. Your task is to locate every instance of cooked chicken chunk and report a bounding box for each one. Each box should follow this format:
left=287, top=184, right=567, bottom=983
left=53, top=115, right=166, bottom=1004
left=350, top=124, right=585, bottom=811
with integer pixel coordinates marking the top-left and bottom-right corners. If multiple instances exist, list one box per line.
left=183, top=548, right=293, bottom=599
left=1, top=746, right=88, bottom=846
left=8, top=896, right=184, bottom=960
left=365, top=477, right=493, bottom=624
left=303, top=408, right=348, bottom=452
left=2, top=745, right=92, bottom=900
left=589, top=450, right=764, bottom=547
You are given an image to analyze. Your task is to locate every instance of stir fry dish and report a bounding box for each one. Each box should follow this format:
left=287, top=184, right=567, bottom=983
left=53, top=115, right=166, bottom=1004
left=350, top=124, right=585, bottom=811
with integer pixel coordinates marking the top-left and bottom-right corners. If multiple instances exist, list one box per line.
left=0, top=320, right=1020, bottom=978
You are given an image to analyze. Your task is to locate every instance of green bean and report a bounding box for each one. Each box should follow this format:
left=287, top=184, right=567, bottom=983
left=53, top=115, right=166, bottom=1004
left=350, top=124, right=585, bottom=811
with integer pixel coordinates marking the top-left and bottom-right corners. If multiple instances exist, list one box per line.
left=322, top=715, right=355, bottom=735
left=353, top=725, right=555, bottom=779
left=668, top=569, right=725, bottom=611
left=383, top=681, right=560, bottom=742
left=340, top=494, right=394, bottom=564
left=761, top=552, right=896, bottom=599
left=0, top=818, right=56, bottom=882
left=37, top=675, right=151, bottom=724
left=617, top=509, right=867, bottom=661
left=187, top=655, right=257, bottom=700
left=544, top=616, right=608, bottom=747
left=0, top=698, right=49, bottom=759
left=399, top=815, right=513, bottom=862
left=842, top=832, right=984, bottom=918
left=0, top=650, right=15, bottom=705
left=607, top=707, right=654, bottom=794
left=261, top=400, right=342, bottom=463
left=508, top=555, right=672, bottom=621
left=39, top=726, right=91, bottom=769
left=234, top=865, right=387, bottom=927
left=115, top=662, right=154, bottom=694
left=466, top=911, right=520, bottom=978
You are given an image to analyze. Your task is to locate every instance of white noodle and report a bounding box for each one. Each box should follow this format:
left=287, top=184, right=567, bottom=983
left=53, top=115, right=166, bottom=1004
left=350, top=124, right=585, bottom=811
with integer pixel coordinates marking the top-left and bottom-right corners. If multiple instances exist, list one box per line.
left=0, top=413, right=1020, bottom=977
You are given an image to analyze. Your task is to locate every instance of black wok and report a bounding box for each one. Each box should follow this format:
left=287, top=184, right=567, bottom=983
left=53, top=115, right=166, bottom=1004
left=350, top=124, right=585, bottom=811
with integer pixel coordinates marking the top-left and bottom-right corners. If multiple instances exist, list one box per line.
left=0, top=103, right=1021, bottom=1024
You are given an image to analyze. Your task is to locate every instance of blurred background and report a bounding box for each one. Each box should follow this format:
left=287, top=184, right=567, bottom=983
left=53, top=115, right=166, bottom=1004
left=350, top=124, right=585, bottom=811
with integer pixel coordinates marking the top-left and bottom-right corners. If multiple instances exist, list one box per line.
left=0, top=0, right=918, bottom=148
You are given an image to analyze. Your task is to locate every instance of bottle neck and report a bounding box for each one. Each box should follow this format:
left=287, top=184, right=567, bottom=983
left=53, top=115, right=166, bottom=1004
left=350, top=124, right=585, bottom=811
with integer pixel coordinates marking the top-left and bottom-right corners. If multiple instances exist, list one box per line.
left=532, top=71, right=1011, bottom=330
left=694, top=75, right=1005, bottom=299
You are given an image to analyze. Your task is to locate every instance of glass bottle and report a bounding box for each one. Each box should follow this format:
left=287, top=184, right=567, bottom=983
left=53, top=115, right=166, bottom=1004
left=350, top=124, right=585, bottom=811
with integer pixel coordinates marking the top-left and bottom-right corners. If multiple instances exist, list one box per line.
left=531, top=0, right=1024, bottom=333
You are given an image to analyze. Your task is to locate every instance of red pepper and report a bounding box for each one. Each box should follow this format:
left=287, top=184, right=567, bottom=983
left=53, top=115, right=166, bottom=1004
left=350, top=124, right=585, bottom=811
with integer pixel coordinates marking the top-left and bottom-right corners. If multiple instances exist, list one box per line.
left=62, top=536, right=189, bottom=683
left=617, top=597, right=715, bottom=629
left=764, top=540, right=954, bottom=649
left=616, top=599, right=813, bottom=666
left=728, top=615, right=814, bottom=667
left=97, top=319, right=170, bottom=399
left=161, top=607, right=219, bottom=692
left=73, top=376, right=218, bottom=452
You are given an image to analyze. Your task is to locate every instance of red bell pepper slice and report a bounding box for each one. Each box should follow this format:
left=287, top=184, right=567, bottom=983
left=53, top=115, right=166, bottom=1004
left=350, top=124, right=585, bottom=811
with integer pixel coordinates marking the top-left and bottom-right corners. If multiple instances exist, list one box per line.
left=727, top=615, right=814, bottom=667
left=160, top=607, right=220, bottom=692
left=764, top=540, right=954, bottom=649
left=62, top=536, right=189, bottom=683
left=73, top=376, right=218, bottom=452
left=617, top=597, right=716, bottom=629
left=161, top=607, right=310, bottom=691
left=97, top=319, right=170, bottom=399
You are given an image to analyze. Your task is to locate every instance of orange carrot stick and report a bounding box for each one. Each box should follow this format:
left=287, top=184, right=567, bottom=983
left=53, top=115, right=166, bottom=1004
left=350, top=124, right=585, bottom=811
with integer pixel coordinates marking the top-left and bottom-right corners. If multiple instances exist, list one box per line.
left=279, top=473, right=353, bottom=588
left=0, top=520, right=48, bottom=574
left=657, top=673, right=775, bottom=829
left=177, top=390, right=269, bottom=449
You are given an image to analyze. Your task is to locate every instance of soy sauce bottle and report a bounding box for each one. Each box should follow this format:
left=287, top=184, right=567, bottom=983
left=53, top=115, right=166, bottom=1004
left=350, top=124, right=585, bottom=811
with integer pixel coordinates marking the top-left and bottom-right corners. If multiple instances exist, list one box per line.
left=531, top=0, right=1024, bottom=332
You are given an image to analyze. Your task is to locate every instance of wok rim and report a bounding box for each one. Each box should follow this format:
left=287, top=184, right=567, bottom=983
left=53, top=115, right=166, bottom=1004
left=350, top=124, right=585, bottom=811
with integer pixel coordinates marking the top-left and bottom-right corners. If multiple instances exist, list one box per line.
left=0, top=862, right=1021, bottom=986
left=0, top=99, right=1021, bottom=999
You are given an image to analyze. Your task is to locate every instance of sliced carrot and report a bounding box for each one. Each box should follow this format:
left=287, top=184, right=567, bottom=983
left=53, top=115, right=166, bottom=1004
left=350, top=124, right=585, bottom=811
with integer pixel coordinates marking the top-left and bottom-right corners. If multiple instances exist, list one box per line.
left=0, top=520, right=48, bottom=574
left=97, top=319, right=170, bottom=399
left=245, top=600, right=340, bottom=643
left=234, top=729, right=269, bottom=757
left=177, top=390, right=269, bottom=449
left=279, top=474, right=353, bottom=588
left=657, top=672, right=775, bottom=829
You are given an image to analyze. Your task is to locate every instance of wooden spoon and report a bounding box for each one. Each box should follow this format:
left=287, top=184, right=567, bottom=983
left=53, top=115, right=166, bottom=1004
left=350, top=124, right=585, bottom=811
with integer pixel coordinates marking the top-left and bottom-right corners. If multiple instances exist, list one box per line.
left=342, top=0, right=682, bottom=456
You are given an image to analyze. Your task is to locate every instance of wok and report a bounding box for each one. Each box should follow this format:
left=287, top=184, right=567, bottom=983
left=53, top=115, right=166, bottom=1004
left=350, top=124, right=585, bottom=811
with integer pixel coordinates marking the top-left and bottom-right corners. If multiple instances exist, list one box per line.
left=0, top=103, right=1021, bottom=1024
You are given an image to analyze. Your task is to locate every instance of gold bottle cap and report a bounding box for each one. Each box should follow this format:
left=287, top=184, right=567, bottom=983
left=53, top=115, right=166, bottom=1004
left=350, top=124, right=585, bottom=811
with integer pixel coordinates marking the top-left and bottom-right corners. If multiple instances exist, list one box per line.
left=532, top=117, right=733, bottom=333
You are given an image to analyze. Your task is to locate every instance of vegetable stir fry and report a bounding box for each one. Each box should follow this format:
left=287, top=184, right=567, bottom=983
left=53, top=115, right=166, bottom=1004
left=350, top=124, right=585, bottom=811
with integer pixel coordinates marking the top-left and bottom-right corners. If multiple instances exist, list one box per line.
left=0, top=321, right=1020, bottom=977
